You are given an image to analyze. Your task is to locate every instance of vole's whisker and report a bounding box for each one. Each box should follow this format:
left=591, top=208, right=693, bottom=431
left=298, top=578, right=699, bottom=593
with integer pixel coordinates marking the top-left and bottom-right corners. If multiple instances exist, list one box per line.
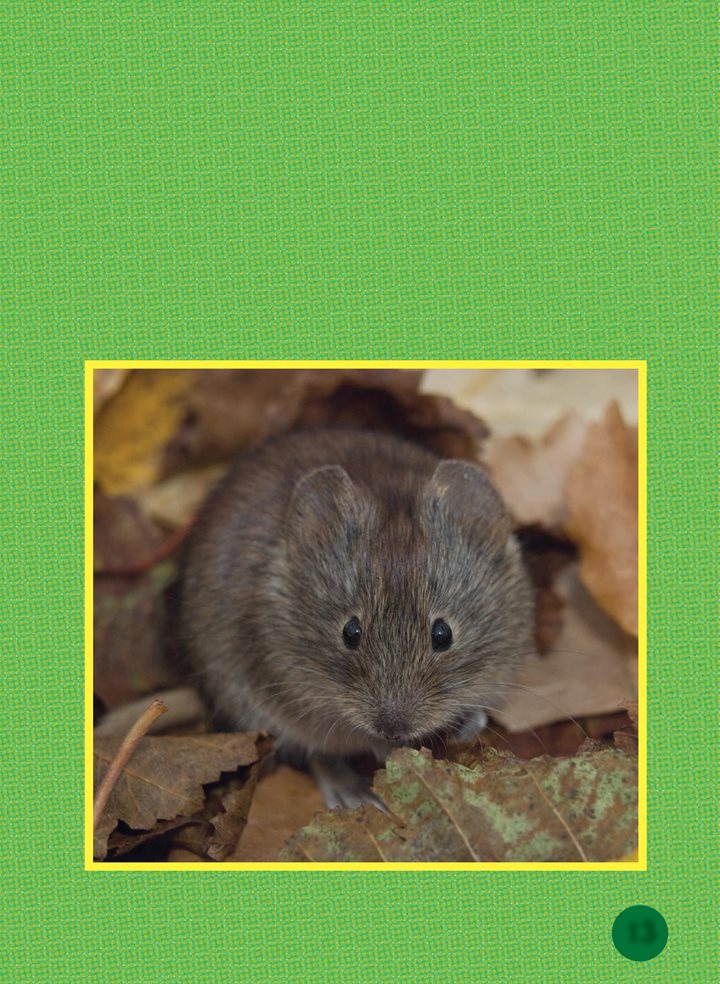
left=176, top=425, right=537, bottom=817
left=491, top=682, right=591, bottom=739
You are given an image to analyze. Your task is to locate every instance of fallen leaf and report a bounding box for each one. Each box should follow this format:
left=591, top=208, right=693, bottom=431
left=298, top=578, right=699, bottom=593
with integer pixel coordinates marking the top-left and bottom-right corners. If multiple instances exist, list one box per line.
left=105, top=816, right=201, bottom=860
left=230, top=765, right=326, bottom=862
left=93, top=732, right=258, bottom=859
left=135, top=464, right=227, bottom=530
left=565, top=402, right=638, bottom=635
left=206, top=767, right=261, bottom=861
left=492, top=564, right=637, bottom=731
left=623, top=700, right=638, bottom=726
left=93, top=489, right=166, bottom=573
left=94, top=370, right=195, bottom=494
left=422, top=367, right=639, bottom=441
left=483, top=413, right=587, bottom=528
left=93, top=561, right=179, bottom=709
left=94, top=369, right=488, bottom=501
left=517, top=526, right=577, bottom=654
left=93, top=369, right=129, bottom=414
left=161, top=369, right=427, bottom=476
left=279, top=745, right=637, bottom=863
left=291, top=379, right=489, bottom=461
left=612, top=700, right=639, bottom=756
left=478, top=710, right=634, bottom=760
left=166, top=849, right=208, bottom=863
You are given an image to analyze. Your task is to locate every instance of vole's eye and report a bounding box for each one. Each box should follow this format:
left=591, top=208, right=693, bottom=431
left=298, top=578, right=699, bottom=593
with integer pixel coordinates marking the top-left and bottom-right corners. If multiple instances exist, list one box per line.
left=342, top=617, right=362, bottom=649
left=431, top=618, right=453, bottom=652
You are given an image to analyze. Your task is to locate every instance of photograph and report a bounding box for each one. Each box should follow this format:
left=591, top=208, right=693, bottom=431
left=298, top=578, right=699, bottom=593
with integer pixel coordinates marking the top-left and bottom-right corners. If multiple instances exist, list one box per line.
left=90, top=362, right=642, bottom=867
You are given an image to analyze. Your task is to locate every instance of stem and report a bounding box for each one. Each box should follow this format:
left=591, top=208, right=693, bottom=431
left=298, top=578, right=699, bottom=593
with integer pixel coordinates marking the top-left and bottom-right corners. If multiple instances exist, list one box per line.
left=93, top=698, right=168, bottom=831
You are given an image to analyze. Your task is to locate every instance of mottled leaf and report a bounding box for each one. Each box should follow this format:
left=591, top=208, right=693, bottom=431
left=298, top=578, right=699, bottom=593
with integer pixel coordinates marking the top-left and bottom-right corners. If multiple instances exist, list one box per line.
left=279, top=745, right=637, bottom=863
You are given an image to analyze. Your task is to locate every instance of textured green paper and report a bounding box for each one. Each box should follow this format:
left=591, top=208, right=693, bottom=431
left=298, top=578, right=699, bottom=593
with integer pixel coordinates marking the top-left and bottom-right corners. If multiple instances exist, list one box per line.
left=3, top=2, right=716, bottom=981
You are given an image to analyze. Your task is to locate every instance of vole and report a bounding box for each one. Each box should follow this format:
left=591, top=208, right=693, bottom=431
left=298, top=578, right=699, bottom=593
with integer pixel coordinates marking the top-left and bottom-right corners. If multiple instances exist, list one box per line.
left=179, top=428, right=534, bottom=808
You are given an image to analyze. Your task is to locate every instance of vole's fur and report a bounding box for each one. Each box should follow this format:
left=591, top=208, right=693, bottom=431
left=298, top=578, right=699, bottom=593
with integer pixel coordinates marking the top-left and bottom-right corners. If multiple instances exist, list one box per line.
left=179, top=428, right=533, bottom=807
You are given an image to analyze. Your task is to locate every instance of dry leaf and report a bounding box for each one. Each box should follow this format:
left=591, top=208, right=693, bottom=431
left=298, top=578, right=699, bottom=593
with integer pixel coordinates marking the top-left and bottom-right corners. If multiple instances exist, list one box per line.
left=422, top=367, right=639, bottom=440
left=612, top=700, right=639, bottom=756
left=230, top=765, right=325, bottom=862
left=206, top=767, right=261, bottom=861
left=479, top=710, right=634, bottom=760
left=93, top=732, right=258, bottom=859
left=94, top=370, right=195, bottom=495
left=483, top=413, right=587, bottom=528
left=279, top=745, right=637, bottom=863
left=565, top=402, right=638, bottom=635
left=105, top=816, right=201, bottom=860
left=93, top=561, right=178, bottom=709
left=161, top=368, right=427, bottom=475
left=94, top=368, right=489, bottom=500
left=93, top=369, right=129, bottom=414
left=93, top=490, right=166, bottom=573
left=494, top=565, right=637, bottom=731
left=517, top=526, right=577, bottom=654
left=135, top=464, right=227, bottom=530
left=290, top=379, right=489, bottom=461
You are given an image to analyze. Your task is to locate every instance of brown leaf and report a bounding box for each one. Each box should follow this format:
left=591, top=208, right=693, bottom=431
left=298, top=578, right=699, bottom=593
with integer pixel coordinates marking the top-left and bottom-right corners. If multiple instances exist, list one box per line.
left=516, top=526, right=577, bottom=654
left=206, top=766, right=261, bottom=861
left=291, top=379, right=489, bottom=461
left=135, top=464, right=227, bottom=530
left=93, top=490, right=166, bottom=573
left=230, top=765, right=325, bottom=862
left=612, top=700, right=639, bottom=755
left=564, top=402, right=638, bottom=635
left=93, top=369, right=129, bottom=415
left=622, top=700, right=638, bottom=726
left=94, top=369, right=488, bottom=500
left=93, top=732, right=258, bottom=859
left=493, top=564, right=637, bottom=731
left=484, top=413, right=588, bottom=528
left=532, top=586, right=565, bottom=655
left=477, top=710, right=633, bottom=760
left=105, top=816, right=201, bottom=860
left=161, top=369, right=428, bottom=476
left=93, top=562, right=179, bottom=709
left=279, top=745, right=637, bottom=863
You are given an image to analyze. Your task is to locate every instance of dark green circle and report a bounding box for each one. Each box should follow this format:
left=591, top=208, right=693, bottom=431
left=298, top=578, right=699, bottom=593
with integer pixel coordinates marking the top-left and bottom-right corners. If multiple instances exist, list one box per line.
left=612, top=906, right=668, bottom=962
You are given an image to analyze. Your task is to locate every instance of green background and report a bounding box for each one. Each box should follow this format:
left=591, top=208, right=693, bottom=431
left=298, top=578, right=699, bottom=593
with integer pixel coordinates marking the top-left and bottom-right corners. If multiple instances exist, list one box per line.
left=3, top=2, right=716, bottom=981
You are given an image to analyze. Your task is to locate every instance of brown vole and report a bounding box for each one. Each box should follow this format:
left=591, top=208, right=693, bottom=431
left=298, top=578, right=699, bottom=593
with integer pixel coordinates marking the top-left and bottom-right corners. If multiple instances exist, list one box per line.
left=179, top=428, right=534, bottom=808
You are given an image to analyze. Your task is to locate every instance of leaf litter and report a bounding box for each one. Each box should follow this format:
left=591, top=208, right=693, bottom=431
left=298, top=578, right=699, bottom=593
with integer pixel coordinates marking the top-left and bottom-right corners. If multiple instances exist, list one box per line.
left=92, top=367, right=639, bottom=863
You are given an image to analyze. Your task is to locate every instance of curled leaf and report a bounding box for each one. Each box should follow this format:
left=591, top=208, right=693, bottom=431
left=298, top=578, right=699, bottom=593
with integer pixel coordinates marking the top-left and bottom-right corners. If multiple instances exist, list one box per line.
left=565, top=402, right=638, bottom=635
left=93, top=732, right=258, bottom=859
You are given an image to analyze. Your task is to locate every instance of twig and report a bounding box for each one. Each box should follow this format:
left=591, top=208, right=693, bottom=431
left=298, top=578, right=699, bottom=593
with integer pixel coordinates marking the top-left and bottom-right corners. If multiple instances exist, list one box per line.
left=93, top=699, right=168, bottom=831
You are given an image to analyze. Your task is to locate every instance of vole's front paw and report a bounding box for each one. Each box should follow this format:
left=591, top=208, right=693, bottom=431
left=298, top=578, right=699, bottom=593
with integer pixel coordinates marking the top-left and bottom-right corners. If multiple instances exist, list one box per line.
left=309, top=755, right=387, bottom=813
left=451, top=709, right=488, bottom=743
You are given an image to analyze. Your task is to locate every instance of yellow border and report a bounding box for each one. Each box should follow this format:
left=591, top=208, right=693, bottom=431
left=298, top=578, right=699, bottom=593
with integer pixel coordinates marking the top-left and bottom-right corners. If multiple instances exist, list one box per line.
left=86, top=360, right=647, bottom=872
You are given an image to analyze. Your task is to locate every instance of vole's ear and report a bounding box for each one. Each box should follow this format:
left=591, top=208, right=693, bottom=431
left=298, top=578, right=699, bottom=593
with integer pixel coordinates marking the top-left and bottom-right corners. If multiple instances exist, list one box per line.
left=287, top=465, right=372, bottom=551
left=422, top=460, right=512, bottom=552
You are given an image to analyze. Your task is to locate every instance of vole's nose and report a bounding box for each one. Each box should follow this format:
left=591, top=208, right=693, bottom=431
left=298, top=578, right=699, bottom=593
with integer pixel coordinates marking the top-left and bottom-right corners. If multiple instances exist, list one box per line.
left=374, top=704, right=411, bottom=742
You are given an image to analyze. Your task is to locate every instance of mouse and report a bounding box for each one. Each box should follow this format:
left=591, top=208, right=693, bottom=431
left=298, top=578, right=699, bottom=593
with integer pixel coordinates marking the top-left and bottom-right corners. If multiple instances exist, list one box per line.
left=178, top=427, right=534, bottom=809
